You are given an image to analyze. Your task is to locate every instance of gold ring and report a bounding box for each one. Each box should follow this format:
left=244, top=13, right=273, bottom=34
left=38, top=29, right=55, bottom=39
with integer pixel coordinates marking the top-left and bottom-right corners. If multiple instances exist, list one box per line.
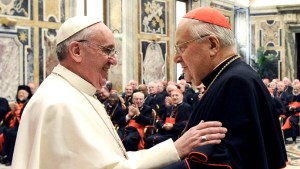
left=200, top=136, right=208, bottom=142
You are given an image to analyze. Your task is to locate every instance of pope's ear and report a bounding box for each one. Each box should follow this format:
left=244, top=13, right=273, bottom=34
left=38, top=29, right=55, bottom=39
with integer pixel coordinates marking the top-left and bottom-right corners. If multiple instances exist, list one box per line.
left=68, top=41, right=83, bottom=62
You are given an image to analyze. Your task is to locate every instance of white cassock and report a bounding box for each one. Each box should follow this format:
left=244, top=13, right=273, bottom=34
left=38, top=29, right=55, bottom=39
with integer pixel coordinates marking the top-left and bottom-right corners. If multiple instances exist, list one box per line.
left=12, top=64, right=179, bottom=169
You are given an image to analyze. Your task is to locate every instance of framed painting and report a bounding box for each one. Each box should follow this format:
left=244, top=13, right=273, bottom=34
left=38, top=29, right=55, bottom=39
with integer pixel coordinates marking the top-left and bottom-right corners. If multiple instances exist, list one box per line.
left=139, top=0, right=167, bottom=35
left=139, top=39, right=167, bottom=84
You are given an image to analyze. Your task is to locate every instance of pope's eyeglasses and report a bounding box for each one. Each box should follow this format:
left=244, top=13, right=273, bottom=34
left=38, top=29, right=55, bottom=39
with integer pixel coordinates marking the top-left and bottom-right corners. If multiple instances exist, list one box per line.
left=78, top=40, right=118, bottom=58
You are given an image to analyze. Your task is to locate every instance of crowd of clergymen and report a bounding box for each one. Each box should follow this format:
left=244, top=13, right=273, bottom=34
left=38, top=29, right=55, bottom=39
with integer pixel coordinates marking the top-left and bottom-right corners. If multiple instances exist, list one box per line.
left=96, top=77, right=299, bottom=152
left=0, top=76, right=299, bottom=166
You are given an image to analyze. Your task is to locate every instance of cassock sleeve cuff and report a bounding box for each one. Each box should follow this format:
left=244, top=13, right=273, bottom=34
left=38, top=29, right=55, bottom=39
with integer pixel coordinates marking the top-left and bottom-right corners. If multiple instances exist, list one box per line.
left=186, top=144, right=232, bottom=169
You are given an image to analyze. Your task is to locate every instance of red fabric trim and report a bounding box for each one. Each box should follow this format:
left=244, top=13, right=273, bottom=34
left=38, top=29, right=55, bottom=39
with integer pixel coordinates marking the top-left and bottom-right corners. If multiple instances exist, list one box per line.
left=288, top=101, right=300, bottom=107
left=0, top=133, right=4, bottom=154
left=198, top=163, right=232, bottom=169
left=165, top=117, right=175, bottom=124
left=282, top=116, right=291, bottom=130
left=184, top=158, right=191, bottom=169
left=184, top=159, right=191, bottom=169
left=187, top=152, right=232, bottom=169
left=4, top=112, right=11, bottom=120
left=188, top=151, right=208, bottom=162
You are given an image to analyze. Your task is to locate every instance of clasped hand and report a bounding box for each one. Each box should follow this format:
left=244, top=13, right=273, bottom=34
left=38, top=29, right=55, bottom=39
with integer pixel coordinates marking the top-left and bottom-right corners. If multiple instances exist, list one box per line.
left=128, top=104, right=140, bottom=118
left=162, top=123, right=173, bottom=131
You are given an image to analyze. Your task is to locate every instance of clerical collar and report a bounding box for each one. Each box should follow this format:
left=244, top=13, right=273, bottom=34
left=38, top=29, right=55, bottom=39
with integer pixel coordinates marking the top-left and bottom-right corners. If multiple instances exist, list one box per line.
left=52, top=64, right=97, bottom=96
left=202, top=55, right=239, bottom=88
left=138, top=106, right=143, bottom=111
left=173, top=101, right=183, bottom=107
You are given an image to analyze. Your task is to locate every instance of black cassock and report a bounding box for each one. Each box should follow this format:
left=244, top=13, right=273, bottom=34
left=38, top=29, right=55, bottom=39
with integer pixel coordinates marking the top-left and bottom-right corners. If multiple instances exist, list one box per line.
left=118, top=105, right=153, bottom=151
left=283, top=94, right=300, bottom=142
left=104, top=103, right=125, bottom=127
left=164, top=57, right=287, bottom=169
left=144, top=102, right=192, bottom=149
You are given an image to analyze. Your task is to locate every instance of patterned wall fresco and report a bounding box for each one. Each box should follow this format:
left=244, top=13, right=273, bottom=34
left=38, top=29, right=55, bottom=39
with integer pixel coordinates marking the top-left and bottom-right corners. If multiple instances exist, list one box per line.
left=0, top=0, right=67, bottom=99
left=140, top=0, right=167, bottom=35
left=261, top=20, right=281, bottom=47
left=0, top=0, right=31, bottom=18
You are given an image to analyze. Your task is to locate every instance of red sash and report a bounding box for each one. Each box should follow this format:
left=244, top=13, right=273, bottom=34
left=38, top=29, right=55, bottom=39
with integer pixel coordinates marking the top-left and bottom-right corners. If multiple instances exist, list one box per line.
left=128, top=120, right=145, bottom=150
left=282, top=116, right=291, bottom=130
left=288, top=102, right=300, bottom=115
left=165, top=117, right=175, bottom=124
left=288, top=101, right=300, bottom=107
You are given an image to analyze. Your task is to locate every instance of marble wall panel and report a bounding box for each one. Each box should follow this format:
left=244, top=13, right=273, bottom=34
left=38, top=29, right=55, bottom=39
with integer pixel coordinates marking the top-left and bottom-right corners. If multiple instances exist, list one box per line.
left=261, top=20, right=280, bottom=46
left=0, top=29, right=30, bottom=100
left=39, top=0, right=65, bottom=22
left=251, top=24, right=256, bottom=56
left=109, top=37, right=123, bottom=92
left=109, top=0, right=122, bottom=33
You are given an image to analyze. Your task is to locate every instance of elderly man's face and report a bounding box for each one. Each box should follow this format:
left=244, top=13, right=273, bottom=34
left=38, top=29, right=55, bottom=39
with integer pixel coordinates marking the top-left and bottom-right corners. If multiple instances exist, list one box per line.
left=79, top=23, right=117, bottom=89
left=17, top=89, right=29, bottom=101
left=138, top=85, right=148, bottom=95
left=293, top=85, right=300, bottom=96
left=133, top=93, right=145, bottom=107
left=277, top=82, right=285, bottom=92
left=174, top=19, right=213, bottom=86
left=171, top=91, right=183, bottom=104
left=125, top=86, right=133, bottom=96
left=148, top=83, right=157, bottom=94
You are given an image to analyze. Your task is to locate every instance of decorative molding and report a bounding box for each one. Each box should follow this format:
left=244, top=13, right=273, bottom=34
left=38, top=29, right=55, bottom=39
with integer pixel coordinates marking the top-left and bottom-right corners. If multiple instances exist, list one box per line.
left=0, top=17, right=17, bottom=26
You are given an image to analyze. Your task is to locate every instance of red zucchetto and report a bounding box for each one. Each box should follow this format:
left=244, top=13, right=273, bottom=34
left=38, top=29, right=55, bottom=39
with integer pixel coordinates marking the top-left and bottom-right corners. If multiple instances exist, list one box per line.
left=184, top=7, right=231, bottom=30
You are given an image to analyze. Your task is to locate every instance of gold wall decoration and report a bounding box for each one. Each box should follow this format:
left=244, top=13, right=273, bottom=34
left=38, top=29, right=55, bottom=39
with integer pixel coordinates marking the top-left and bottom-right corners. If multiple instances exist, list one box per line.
left=140, top=0, right=167, bottom=35
left=0, top=0, right=29, bottom=17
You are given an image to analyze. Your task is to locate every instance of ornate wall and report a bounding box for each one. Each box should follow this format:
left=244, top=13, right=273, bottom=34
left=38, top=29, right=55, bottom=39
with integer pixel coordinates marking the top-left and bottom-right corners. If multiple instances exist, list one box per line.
left=0, top=0, right=72, bottom=100
left=0, top=0, right=237, bottom=98
left=105, top=0, right=235, bottom=92
left=106, top=0, right=177, bottom=92
left=250, top=4, right=300, bottom=80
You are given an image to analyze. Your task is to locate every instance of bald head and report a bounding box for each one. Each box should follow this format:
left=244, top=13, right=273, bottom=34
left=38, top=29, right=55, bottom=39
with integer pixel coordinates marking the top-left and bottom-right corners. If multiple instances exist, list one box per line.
left=138, top=84, right=148, bottom=96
